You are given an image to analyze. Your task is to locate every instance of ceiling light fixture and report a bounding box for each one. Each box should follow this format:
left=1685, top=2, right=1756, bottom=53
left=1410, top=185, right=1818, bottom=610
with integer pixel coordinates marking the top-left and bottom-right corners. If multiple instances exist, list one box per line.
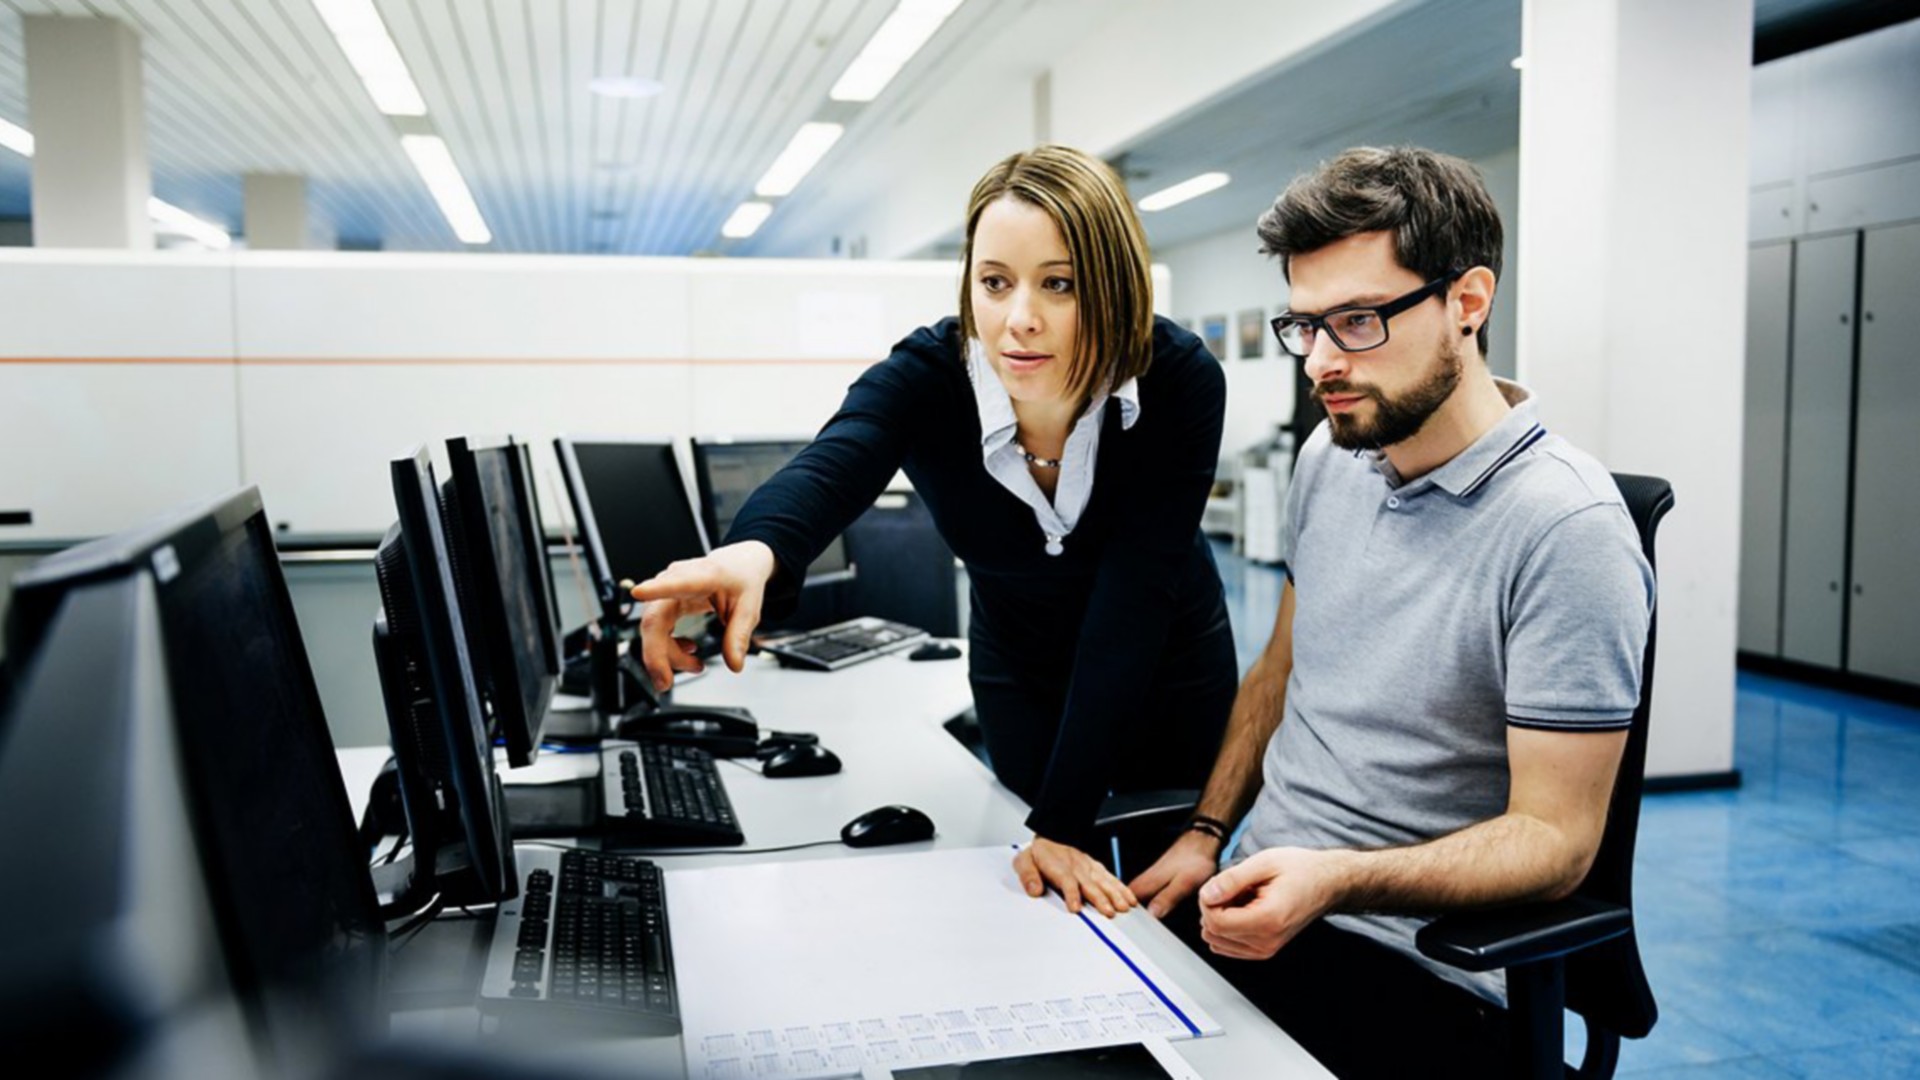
left=830, top=0, right=966, bottom=102
left=590, top=76, right=665, bottom=99
left=721, top=201, right=774, bottom=239
left=147, top=198, right=232, bottom=250
left=753, top=122, right=845, bottom=197
left=0, top=116, right=34, bottom=157
left=312, top=0, right=429, bottom=116
left=1137, top=172, right=1231, bottom=213
left=400, top=134, right=492, bottom=244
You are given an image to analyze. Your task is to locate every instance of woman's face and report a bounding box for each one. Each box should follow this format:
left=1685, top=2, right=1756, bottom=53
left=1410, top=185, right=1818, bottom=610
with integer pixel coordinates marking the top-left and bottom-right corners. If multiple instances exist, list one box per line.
left=969, top=195, right=1079, bottom=407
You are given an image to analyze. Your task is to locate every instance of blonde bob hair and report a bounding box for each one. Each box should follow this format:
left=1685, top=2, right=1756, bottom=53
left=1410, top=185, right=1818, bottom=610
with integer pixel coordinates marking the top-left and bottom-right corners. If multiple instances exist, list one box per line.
left=958, top=145, right=1156, bottom=404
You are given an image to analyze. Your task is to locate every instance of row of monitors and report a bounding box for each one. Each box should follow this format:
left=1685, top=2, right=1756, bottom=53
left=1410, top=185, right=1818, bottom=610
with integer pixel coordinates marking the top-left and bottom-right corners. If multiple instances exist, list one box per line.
left=0, top=435, right=827, bottom=1078
left=564, top=437, right=852, bottom=627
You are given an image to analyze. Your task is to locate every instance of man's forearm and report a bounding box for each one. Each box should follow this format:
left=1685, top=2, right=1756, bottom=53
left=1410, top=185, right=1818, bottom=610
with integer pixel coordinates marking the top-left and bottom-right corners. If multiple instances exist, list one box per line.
left=1193, top=650, right=1289, bottom=827
left=1329, top=811, right=1596, bottom=915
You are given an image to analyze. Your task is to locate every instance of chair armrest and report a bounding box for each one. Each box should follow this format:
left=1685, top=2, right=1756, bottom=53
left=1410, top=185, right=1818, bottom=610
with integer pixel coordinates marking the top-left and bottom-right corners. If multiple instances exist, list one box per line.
left=1092, top=789, right=1200, bottom=835
left=1415, top=896, right=1632, bottom=973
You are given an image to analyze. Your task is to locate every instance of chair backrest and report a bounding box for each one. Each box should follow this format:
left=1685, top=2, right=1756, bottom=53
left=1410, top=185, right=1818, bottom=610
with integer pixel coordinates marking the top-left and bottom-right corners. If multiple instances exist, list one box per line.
left=1564, top=472, right=1674, bottom=1040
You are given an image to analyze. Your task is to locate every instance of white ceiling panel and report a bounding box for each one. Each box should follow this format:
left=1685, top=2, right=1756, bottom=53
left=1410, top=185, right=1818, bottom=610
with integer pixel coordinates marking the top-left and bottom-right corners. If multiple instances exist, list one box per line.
left=0, top=0, right=1863, bottom=253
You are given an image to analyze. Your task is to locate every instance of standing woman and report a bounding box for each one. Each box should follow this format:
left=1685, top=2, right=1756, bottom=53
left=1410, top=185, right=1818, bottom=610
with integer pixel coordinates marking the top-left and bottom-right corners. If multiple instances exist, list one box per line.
left=632, top=145, right=1237, bottom=914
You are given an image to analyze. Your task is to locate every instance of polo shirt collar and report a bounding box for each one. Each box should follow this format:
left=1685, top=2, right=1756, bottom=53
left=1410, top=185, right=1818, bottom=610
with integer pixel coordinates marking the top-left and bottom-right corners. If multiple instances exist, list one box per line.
left=1368, top=378, right=1545, bottom=497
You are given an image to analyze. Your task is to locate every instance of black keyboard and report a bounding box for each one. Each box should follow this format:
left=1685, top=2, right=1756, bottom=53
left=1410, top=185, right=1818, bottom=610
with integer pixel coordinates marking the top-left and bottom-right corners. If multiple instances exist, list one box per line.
left=478, top=848, right=679, bottom=1034
left=601, top=741, right=745, bottom=847
left=761, top=616, right=928, bottom=671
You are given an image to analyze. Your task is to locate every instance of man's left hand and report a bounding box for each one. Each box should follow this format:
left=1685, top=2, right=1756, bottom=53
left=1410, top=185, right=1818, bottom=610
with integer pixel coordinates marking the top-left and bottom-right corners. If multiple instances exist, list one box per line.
left=1196, top=847, right=1348, bottom=960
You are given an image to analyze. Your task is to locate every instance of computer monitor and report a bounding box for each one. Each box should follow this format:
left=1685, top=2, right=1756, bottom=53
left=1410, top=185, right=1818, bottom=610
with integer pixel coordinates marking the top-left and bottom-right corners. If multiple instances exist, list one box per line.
left=2, top=487, right=388, bottom=1076
left=689, top=437, right=853, bottom=586
left=372, top=447, right=517, bottom=912
left=0, top=570, right=260, bottom=1079
left=554, top=438, right=710, bottom=594
left=443, top=436, right=560, bottom=768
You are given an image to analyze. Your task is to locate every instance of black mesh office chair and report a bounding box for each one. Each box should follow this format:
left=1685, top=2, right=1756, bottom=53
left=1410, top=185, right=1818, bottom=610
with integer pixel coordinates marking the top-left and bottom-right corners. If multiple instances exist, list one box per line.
left=1416, top=472, right=1674, bottom=1080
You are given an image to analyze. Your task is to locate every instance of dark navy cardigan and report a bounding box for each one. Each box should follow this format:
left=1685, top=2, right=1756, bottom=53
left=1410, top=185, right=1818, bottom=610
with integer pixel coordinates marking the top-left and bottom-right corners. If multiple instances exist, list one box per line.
left=728, top=316, right=1231, bottom=841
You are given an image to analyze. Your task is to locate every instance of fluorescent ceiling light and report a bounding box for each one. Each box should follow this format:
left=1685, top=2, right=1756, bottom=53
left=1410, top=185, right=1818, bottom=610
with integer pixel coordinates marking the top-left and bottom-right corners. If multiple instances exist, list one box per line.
left=0, top=116, right=34, bottom=157
left=591, top=76, right=664, bottom=99
left=313, top=0, right=428, bottom=116
left=830, top=0, right=965, bottom=102
left=721, top=201, right=774, bottom=239
left=754, top=122, right=844, bottom=197
left=147, top=198, right=232, bottom=249
left=400, top=134, right=492, bottom=245
left=1137, top=172, right=1231, bottom=213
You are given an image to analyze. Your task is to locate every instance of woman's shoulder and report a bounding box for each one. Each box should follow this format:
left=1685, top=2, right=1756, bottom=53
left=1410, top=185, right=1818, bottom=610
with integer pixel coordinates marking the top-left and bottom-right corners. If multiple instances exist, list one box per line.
left=854, top=317, right=965, bottom=397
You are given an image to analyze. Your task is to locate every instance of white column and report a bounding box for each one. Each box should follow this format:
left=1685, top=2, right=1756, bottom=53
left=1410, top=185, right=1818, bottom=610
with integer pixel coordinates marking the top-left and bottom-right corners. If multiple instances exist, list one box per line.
left=1516, top=0, right=1752, bottom=781
left=23, top=15, right=151, bottom=249
left=244, top=173, right=308, bottom=250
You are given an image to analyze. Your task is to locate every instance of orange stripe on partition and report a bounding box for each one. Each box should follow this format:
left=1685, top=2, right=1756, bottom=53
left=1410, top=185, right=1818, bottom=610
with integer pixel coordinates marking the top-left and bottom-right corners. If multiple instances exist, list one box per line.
left=0, top=355, right=875, bottom=367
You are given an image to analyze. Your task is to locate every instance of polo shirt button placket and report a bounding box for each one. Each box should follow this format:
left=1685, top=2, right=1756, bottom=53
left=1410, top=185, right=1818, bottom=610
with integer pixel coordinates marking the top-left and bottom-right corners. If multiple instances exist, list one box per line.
left=1386, top=495, right=1402, bottom=510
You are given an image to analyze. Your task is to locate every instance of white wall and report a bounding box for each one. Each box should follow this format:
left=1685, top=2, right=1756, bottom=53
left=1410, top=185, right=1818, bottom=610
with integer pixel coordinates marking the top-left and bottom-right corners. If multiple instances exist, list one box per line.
left=0, top=250, right=957, bottom=539
left=1518, top=0, right=1752, bottom=782
left=1156, top=227, right=1294, bottom=461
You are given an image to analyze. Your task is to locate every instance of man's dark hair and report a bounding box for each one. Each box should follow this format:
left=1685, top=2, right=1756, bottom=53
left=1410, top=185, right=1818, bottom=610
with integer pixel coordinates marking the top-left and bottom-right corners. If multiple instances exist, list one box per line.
left=1257, top=146, right=1504, bottom=356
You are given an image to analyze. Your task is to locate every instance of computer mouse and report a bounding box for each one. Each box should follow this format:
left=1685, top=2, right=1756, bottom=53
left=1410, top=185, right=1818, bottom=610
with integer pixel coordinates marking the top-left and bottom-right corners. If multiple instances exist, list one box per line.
left=761, top=743, right=843, bottom=778
left=908, top=641, right=962, bottom=662
left=840, top=804, right=936, bottom=847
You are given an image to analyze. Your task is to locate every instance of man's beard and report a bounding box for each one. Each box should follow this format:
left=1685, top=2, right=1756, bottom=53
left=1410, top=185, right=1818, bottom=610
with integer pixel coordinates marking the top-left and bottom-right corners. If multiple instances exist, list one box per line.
left=1317, top=336, right=1464, bottom=451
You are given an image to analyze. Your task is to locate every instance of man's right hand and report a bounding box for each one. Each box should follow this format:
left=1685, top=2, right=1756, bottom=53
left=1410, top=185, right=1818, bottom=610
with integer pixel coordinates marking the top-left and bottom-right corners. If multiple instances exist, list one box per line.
left=629, top=540, right=777, bottom=692
left=1129, top=828, right=1225, bottom=918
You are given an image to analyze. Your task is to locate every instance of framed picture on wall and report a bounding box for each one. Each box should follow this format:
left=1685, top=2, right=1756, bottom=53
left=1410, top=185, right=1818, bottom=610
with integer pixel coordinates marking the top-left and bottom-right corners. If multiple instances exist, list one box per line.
left=1201, top=315, right=1228, bottom=362
left=1237, top=308, right=1266, bottom=360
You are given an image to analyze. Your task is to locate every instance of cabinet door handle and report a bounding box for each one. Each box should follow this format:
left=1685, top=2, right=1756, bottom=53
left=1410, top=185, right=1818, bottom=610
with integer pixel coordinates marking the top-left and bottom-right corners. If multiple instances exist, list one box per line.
left=0, top=509, right=31, bottom=527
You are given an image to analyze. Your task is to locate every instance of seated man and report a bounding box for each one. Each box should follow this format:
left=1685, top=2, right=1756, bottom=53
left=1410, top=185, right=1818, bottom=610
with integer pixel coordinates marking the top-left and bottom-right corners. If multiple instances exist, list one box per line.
left=1130, top=147, right=1653, bottom=1079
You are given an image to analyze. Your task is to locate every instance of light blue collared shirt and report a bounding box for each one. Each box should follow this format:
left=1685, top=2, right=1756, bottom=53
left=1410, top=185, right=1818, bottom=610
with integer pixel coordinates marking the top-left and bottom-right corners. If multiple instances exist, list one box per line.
left=967, top=339, right=1141, bottom=557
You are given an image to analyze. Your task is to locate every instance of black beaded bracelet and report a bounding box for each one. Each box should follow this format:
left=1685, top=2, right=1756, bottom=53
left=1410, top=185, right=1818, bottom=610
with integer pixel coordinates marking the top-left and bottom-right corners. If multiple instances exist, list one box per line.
left=1186, top=815, right=1228, bottom=841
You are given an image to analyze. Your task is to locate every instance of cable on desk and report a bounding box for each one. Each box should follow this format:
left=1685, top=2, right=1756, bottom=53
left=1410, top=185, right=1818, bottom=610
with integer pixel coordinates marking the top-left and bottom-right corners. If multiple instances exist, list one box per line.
left=388, top=894, right=447, bottom=952
left=722, top=757, right=764, bottom=776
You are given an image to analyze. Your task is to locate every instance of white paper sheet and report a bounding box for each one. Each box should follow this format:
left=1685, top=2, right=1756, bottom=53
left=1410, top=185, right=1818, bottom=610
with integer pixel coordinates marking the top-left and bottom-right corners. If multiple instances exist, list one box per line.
left=668, top=846, right=1220, bottom=1080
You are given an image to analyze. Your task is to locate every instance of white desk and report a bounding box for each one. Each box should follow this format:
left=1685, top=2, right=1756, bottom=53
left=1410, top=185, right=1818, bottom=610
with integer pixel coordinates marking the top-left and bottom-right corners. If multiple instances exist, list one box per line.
left=350, top=646, right=1332, bottom=1079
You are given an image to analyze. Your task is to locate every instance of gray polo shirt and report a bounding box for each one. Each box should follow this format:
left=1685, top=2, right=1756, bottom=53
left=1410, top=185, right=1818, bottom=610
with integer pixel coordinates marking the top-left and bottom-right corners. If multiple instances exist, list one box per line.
left=1237, top=380, right=1653, bottom=1002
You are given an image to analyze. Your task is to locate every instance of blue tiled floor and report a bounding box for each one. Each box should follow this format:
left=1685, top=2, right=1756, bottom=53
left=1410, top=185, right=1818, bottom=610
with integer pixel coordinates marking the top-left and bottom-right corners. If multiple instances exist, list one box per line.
left=1209, top=543, right=1920, bottom=1078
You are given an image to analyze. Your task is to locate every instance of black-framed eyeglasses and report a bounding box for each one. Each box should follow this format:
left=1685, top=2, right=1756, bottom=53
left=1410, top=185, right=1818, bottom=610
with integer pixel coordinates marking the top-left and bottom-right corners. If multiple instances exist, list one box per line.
left=1269, top=272, right=1461, bottom=359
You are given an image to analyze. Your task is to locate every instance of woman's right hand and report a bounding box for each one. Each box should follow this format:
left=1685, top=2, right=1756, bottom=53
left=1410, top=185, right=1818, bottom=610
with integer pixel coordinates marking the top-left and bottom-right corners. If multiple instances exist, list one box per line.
left=628, top=540, right=777, bottom=692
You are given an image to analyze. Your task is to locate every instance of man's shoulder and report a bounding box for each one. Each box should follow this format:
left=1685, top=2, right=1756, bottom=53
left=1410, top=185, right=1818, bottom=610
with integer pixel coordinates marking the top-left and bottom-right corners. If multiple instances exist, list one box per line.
left=1499, top=432, right=1630, bottom=522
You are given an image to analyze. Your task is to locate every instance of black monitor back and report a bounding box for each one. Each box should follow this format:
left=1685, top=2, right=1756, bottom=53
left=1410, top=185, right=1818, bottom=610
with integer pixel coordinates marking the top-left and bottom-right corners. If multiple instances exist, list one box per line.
left=1, top=487, right=388, bottom=1077
left=443, top=436, right=560, bottom=767
left=0, top=571, right=259, bottom=1079
left=372, top=447, right=516, bottom=910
